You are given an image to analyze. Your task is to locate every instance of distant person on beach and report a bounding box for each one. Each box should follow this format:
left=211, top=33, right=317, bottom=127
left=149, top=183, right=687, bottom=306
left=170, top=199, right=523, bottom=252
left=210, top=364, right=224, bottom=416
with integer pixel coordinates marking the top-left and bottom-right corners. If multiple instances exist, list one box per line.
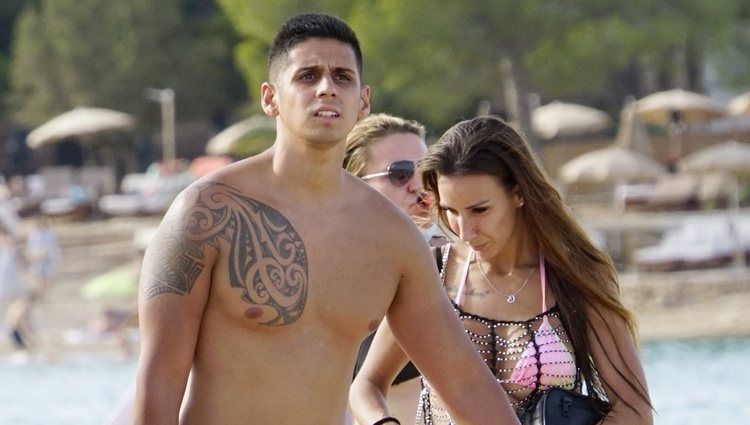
left=344, top=113, right=446, bottom=422
left=133, top=13, right=518, bottom=425
left=24, top=218, right=61, bottom=298
left=0, top=221, right=25, bottom=302
left=4, top=290, right=40, bottom=361
left=350, top=116, right=653, bottom=424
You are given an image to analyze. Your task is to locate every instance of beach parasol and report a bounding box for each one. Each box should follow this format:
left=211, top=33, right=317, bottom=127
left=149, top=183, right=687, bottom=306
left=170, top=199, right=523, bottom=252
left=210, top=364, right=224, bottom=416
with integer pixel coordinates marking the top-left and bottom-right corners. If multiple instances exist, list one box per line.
left=27, top=107, right=135, bottom=148
left=559, top=146, right=666, bottom=185
left=635, top=88, right=727, bottom=125
left=205, top=115, right=276, bottom=157
left=679, top=141, right=750, bottom=266
left=728, top=91, right=750, bottom=116
left=678, top=140, right=750, bottom=176
left=531, top=101, right=611, bottom=140
left=636, top=88, right=727, bottom=159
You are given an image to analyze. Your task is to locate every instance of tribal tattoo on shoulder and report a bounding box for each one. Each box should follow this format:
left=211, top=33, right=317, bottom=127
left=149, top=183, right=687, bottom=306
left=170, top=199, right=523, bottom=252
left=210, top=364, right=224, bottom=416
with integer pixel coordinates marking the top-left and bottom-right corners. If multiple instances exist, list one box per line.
left=144, top=182, right=308, bottom=326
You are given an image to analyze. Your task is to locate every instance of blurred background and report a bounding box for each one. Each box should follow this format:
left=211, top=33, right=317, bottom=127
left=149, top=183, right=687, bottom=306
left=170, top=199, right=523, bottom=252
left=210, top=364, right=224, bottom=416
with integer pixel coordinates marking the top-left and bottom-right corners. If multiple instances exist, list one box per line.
left=1, top=1, right=750, bottom=424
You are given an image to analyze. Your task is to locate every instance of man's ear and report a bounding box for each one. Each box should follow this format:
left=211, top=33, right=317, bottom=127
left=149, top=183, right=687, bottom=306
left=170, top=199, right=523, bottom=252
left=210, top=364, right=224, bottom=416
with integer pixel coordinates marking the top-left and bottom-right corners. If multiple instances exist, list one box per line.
left=261, top=82, right=278, bottom=117
left=358, top=85, right=371, bottom=120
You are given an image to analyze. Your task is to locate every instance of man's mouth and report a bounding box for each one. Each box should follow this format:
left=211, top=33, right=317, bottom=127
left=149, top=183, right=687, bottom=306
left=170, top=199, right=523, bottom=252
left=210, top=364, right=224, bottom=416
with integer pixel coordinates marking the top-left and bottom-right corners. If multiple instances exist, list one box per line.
left=315, top=110, right=339, bottom=118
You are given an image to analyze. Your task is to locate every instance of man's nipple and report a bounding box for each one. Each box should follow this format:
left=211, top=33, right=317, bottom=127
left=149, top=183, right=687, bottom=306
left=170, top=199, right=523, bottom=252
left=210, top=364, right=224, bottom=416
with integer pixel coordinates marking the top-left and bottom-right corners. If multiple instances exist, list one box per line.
left=245, top=307, right=263, bottom=319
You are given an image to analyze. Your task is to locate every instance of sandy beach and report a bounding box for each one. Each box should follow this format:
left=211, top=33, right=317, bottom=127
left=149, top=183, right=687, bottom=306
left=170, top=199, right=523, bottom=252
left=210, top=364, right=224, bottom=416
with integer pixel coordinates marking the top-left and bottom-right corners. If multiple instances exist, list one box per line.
left=0, top=216, right=161, bottom=359
left=1, top=214, right=749, bottom=360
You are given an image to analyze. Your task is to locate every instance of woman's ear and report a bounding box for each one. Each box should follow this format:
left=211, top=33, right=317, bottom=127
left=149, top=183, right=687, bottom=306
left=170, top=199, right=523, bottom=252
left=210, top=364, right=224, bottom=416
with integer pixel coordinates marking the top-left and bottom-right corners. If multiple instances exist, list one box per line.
left=513, top=186, right=524, bottom=207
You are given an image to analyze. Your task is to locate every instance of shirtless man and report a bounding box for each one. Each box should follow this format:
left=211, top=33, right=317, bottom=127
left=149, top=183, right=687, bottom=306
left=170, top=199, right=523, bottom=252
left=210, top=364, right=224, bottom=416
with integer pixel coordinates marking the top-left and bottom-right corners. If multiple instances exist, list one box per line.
left=133, top=13, right=518, bottom=425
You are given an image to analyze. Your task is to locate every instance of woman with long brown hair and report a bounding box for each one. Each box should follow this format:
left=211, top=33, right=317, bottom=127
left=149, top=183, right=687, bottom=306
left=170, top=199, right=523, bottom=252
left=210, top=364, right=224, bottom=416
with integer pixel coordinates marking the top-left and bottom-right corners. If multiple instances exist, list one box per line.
left=350, top=116, right=652, bottom=424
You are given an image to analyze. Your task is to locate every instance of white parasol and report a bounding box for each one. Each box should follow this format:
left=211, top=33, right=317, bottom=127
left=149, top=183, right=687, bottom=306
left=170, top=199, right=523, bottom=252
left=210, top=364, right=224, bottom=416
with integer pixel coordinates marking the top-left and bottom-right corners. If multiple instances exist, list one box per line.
left=559, top=146, right=666, bottom=185
left=635, top=88, right=727, bottom=125
left=678, top=140, right=750, bottom=176
left=728, top=91, right=750, bottom=116
left=205, top=115, right=276, bottom=157
left=27, top=107, right=135, bottom=148
left=531, top=101, right=611, bottom=140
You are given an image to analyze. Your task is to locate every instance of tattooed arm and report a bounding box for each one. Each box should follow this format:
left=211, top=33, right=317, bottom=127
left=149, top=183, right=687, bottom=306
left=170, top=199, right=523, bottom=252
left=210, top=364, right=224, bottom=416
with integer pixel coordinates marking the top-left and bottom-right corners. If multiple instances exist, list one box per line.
left=133, top=186, right=218, bottom=424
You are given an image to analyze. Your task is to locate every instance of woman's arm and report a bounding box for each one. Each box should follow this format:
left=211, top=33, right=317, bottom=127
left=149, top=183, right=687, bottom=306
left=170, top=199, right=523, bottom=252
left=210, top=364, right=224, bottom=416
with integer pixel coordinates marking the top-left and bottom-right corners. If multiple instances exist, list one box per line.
left=586, top=304, right=653, bottom=425
left=349, top=319, right=411, bottom=424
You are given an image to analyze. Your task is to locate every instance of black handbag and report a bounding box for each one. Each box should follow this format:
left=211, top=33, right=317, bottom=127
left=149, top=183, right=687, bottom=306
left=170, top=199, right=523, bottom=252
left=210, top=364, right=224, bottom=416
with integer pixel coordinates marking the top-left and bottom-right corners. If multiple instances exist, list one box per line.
left=522, top=387, right=610, bottom=425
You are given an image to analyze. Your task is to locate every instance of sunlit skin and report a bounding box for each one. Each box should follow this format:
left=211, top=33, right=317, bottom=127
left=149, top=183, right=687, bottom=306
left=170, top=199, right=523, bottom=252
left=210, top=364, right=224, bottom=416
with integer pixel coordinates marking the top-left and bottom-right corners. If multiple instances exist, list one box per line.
left=262, top=38, right=370, bottom=151
left=362, top=132, right=428, bottom=218
left=437, top=173, right=538, bottom=277
left=136, top=31, right=520, bottom=424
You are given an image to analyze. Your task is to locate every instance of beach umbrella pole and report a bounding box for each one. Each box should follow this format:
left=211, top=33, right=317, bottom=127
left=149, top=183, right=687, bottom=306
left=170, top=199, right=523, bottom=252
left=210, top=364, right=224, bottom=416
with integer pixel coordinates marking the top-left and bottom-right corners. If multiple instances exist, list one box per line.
left=729, top=176, right=746, bottom=269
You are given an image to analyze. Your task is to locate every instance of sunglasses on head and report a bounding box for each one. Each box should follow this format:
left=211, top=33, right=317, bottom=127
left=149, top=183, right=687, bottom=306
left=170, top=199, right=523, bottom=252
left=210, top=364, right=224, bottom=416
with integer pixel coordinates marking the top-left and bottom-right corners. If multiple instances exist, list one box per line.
left=360, top=160, right=415, bottom=187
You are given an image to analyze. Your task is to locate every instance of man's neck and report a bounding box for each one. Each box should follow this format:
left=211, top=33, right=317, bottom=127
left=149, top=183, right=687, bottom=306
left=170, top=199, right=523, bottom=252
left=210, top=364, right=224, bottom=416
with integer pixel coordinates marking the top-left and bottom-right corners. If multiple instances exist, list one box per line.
left=269, top=136, right=348, bottom=200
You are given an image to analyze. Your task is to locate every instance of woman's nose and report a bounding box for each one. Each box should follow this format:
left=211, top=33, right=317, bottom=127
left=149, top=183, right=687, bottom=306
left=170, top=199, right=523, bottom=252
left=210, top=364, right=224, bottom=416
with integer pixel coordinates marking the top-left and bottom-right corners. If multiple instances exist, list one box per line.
left=456, top=217, right=476, bottom=242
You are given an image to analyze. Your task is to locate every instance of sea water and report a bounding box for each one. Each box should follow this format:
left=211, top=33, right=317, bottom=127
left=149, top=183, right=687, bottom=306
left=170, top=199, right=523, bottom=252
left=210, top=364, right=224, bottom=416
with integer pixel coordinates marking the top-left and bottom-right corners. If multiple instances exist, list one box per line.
left=0, top=355, right=136, bottom=425
left=1, top=338, right=749, bottom=424
left=643, top=337, right=750, bottom=424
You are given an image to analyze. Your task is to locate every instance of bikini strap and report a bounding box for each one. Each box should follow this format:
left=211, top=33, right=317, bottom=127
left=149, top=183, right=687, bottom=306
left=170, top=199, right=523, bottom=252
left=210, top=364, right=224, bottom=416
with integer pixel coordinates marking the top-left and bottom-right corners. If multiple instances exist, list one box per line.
left=456, top=249, right=473, bottom=307
left=540, top=252, right=547, bottom=311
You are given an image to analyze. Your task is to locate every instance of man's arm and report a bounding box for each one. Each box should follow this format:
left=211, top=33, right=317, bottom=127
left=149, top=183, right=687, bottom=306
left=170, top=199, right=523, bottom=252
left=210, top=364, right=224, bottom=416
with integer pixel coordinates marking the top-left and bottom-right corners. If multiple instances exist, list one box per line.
left=386, top=234, right=520, bottom=425
left=132, top=188, right=215, bottom=424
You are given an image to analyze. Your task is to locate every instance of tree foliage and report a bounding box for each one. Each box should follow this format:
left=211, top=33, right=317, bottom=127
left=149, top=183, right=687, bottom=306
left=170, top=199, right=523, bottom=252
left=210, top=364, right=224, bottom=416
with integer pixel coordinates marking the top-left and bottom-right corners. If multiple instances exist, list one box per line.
left=6, top=0, right=748, bottom=137
left=0, top=0, right=30, bottom=113
left=8, top=0, right=243, bottom=127
left=217, top=0, right=749, bottom=138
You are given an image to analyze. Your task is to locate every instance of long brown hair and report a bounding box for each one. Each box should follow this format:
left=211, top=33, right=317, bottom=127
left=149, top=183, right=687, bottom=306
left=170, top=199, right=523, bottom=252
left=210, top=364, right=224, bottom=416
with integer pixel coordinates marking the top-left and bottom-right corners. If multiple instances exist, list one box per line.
left=419, top=115, right=650, bottom=412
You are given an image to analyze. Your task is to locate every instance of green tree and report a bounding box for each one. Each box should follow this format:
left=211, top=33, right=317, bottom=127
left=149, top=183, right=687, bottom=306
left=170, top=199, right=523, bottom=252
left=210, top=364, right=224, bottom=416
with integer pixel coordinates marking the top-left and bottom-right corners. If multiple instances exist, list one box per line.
left=8, top=0, right=242, bottom=128
left=713, top=0, right=750, bottom=90
left=0, top=0, right=30, bottom=115
left=217, top=0, right=353, bottom=112
left=217, top=0, right=746, bottom=145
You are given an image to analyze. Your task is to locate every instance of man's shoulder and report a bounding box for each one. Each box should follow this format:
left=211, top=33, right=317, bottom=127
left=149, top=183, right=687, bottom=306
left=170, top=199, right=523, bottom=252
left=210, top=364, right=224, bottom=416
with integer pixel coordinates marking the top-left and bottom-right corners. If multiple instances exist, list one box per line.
left=181, top=157, right=269, bottom=198
left=349, top=184, right=415, bottom=227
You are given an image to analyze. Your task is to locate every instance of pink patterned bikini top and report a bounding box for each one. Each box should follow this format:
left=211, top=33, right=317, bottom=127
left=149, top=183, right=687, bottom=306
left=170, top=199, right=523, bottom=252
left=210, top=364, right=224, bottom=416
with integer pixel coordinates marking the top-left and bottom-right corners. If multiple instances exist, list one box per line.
left=418, top=245, right=579, bottom=422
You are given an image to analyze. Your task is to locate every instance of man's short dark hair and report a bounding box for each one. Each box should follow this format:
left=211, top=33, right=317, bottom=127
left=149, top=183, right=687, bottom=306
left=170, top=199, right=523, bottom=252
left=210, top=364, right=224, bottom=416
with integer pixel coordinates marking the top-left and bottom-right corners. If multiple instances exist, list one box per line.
left=268, top=13, right=363, bottom=81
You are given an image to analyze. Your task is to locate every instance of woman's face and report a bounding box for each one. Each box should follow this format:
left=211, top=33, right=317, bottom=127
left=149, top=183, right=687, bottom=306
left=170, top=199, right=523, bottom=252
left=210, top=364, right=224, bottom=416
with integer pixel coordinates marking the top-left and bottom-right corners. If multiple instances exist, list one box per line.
left=437, top=173, right=523, bottom=258
left=362, top=132, right=428, bottom=218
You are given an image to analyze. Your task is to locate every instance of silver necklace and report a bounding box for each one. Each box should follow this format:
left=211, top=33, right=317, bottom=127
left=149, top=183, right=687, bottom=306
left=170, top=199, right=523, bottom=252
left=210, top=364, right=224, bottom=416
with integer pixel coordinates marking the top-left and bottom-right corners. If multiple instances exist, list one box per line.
left=476, top=260, right=537, bottom=304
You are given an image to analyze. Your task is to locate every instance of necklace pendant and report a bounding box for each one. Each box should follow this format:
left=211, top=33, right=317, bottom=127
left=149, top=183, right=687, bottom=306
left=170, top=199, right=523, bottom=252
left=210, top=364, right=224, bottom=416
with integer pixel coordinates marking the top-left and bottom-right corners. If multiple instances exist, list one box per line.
left=506, top=295, right=516, bottom=303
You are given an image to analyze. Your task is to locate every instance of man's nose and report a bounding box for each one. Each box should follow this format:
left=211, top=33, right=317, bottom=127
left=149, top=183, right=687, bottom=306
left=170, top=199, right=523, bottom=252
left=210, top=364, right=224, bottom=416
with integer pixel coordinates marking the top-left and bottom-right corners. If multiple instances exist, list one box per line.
left=317, top=75, right=337, bottom=97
